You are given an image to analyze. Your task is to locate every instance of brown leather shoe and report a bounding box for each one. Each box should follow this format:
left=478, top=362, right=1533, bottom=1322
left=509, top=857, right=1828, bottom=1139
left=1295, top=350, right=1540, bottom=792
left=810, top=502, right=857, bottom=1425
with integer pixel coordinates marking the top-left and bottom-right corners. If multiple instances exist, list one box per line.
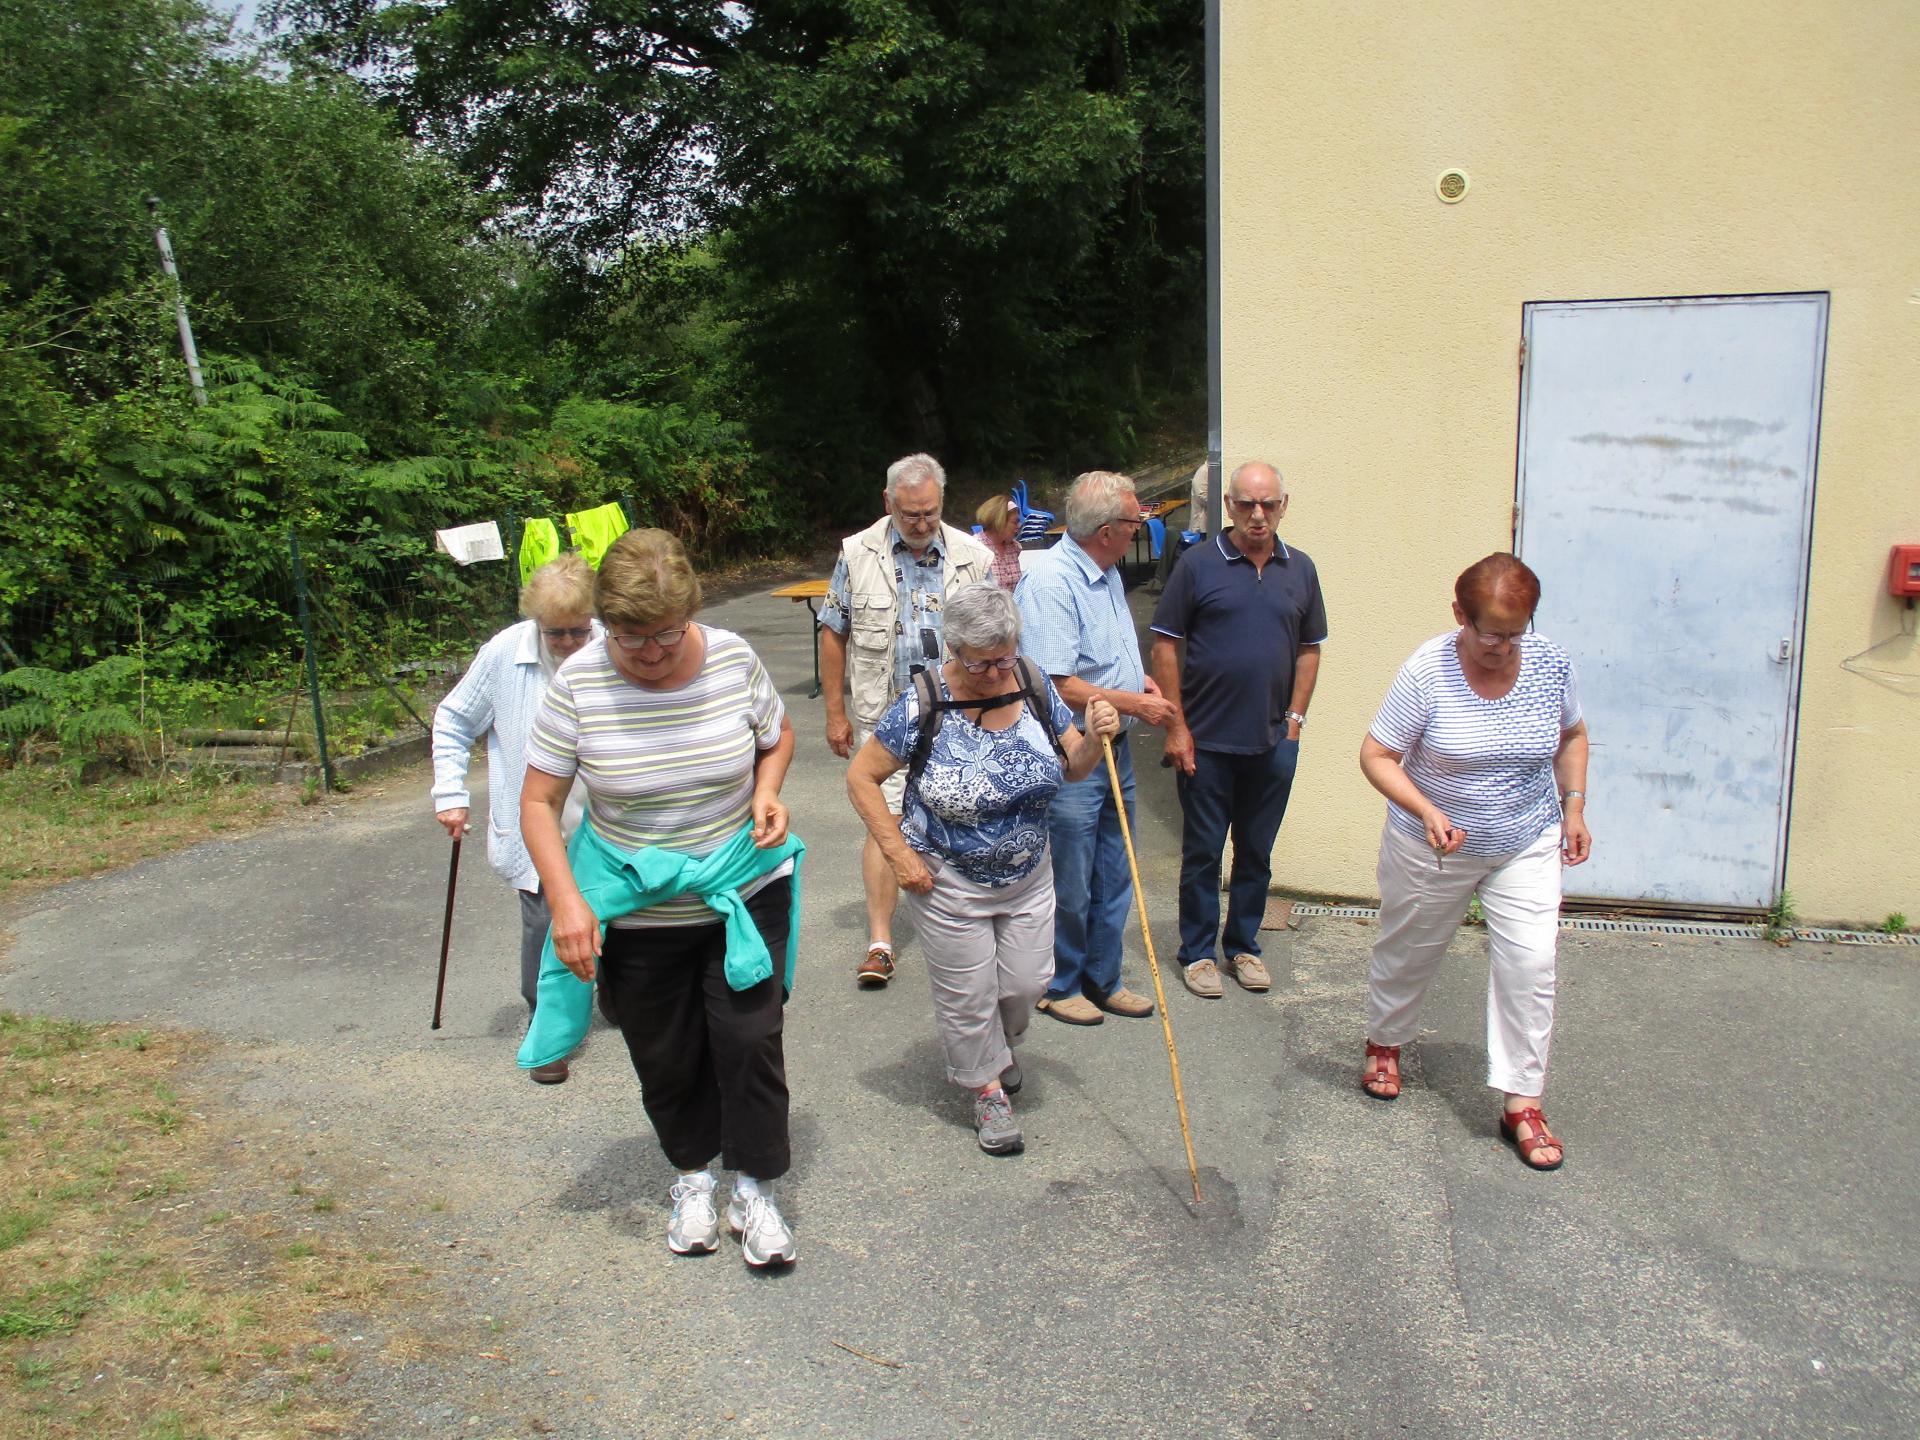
left=1228, top=953, right=1272, bottom=991
left=530, top=1058, right=569, bottom=1085
left=1095, top=986, right=1156, bottom=1018
left=1181, top=959, right=1225, bottom=998
left=1037, top=994, right=1104, bottom=1026
left=857, top=944, right=895, bottom=987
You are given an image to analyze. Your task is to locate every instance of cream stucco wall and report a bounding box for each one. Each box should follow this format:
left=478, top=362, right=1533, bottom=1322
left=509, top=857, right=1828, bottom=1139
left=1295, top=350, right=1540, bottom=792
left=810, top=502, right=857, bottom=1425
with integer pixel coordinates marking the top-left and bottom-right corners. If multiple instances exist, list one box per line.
left=1221, top=1, right=1920, bottom=923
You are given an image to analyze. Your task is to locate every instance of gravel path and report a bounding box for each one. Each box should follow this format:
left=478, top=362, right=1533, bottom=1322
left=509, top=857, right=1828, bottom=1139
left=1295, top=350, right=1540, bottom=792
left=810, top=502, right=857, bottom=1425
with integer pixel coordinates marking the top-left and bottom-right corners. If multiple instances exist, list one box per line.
left=5, top=580, right=1918, bottom=1438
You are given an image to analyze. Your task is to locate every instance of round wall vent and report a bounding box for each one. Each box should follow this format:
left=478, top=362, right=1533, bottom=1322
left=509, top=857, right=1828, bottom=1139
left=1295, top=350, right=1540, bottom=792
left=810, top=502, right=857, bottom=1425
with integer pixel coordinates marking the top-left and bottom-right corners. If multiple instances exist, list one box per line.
left=1436, top=169, right=1470, bottom=203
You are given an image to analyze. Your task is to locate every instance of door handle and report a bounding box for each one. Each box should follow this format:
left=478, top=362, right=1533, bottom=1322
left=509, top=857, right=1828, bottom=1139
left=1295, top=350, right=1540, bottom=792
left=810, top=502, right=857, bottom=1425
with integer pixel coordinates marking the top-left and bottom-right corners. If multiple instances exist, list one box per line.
left=1771, top=637, right=1792, bottom=664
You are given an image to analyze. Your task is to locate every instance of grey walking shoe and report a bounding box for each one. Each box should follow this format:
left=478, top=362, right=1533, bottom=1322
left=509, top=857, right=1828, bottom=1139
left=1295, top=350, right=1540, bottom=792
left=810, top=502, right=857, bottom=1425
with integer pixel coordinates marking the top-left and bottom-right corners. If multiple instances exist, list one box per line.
left=666, top=1176, right=719, bottom=1255
left=727, top=1191, right=798, bottom=1268
left=973, top=1087, right=1024, bottom=1155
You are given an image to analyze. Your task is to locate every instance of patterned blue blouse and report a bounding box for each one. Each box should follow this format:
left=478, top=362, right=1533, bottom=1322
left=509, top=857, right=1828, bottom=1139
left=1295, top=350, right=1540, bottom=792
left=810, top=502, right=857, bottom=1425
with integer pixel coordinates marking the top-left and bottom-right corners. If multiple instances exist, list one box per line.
left=873, top=672, right=1078, bottom=887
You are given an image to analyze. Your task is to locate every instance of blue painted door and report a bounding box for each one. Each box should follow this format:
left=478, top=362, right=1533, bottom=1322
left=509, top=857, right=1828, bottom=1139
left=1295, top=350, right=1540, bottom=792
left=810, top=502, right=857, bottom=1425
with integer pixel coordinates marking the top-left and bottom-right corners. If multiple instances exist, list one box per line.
left=1515, top=294, right=1826, bottom=909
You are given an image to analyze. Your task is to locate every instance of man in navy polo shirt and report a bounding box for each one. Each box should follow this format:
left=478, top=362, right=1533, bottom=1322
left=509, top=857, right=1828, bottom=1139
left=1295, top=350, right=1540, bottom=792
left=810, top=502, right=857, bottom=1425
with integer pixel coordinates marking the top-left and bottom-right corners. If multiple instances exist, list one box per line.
left=1149, top=461, right=1327, bottom=999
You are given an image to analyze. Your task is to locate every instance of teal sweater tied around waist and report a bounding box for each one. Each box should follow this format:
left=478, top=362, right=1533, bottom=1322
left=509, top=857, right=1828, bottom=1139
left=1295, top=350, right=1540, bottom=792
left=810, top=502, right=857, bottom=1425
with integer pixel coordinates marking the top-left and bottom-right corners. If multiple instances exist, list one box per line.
left=517, top=819, right=805, bottom=1069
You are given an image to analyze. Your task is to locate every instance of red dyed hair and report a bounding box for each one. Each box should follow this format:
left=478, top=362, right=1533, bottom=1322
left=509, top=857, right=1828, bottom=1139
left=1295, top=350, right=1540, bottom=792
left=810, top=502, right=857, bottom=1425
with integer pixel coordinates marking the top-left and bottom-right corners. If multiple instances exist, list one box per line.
left=1454, top=552, right=1541, bottom=620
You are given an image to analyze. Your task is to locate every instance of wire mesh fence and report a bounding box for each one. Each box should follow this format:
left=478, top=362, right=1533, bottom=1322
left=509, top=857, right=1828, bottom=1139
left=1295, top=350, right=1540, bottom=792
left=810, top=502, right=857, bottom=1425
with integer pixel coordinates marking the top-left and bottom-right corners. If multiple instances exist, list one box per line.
left=1, top=520, right=542, bottom=788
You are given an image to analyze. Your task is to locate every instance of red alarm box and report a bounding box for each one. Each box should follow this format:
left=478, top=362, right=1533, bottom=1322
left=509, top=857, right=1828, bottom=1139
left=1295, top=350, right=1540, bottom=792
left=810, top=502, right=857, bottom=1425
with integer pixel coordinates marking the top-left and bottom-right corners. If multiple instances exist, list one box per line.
left=1891, top=545, right=1920, bottom=598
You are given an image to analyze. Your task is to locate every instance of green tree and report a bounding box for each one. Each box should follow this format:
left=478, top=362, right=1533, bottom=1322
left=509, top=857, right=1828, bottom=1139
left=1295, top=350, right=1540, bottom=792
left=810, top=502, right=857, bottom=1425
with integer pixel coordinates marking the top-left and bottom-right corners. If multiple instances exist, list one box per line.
left=0, top=0, right=501, bottom=440
left=276, top=0, right=1206, bottom=507
left=713, top=0, right=1204, bottom=491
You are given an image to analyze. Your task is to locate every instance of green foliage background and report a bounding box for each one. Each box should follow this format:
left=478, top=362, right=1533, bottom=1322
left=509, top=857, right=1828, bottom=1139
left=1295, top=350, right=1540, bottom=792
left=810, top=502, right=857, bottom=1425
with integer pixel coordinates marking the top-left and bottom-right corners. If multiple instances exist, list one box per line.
left=1, top=0, right=1202, bottom=714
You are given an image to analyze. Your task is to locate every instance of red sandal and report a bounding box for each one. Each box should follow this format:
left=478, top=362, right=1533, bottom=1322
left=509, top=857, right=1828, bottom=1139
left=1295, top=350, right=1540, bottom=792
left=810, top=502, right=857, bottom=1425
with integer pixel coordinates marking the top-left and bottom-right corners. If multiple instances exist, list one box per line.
left=1500, top=1106, right=1565, bottom=1171
left=1361, top=1041, right=1401, bottom=1101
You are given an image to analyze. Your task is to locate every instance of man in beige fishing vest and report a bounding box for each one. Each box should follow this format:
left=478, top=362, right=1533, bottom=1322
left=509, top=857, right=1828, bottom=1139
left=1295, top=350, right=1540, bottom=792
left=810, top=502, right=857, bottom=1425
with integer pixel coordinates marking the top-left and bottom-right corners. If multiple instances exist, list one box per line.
left=820, top=453, right=994, bottom=987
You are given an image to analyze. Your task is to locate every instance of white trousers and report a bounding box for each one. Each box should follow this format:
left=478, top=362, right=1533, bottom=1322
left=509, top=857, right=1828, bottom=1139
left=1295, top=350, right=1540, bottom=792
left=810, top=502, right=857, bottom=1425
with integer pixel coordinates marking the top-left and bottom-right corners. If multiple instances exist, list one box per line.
left=905, top=856, right=1056, bottom=1088
left=1365, top=821, right=1563, bottom=1096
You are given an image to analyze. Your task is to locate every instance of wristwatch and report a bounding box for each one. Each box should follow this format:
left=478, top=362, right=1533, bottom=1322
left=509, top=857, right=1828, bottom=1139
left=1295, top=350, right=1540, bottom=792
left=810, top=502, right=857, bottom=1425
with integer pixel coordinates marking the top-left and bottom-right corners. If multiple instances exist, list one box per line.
left=1284, top=710, right=1307, bottom=729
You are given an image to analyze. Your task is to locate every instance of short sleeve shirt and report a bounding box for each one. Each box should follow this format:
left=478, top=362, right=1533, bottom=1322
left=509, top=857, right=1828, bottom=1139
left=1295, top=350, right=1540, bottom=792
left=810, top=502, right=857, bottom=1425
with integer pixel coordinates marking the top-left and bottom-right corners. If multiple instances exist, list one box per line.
left=819, top=524, right=949, bottom=699
left=1150, top=533, right=1328, bottom=753
left=873, top=674, right=1077, bottom=887
left=527, top=627, right=787, bottom=926
left=1014, top=535, right=1145, bottom=726
left=1368, top=631, right=1582, bottom=857
left=986, top=533, right=1023, bottom=592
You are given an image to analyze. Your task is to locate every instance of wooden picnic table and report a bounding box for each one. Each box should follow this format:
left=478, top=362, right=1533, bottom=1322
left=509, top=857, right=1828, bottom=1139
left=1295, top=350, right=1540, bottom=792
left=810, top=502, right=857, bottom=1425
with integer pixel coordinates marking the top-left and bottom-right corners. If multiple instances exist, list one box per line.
left=1042, top=497, right=1190, bottom=563
left=769, top=578, right=831, bottom=697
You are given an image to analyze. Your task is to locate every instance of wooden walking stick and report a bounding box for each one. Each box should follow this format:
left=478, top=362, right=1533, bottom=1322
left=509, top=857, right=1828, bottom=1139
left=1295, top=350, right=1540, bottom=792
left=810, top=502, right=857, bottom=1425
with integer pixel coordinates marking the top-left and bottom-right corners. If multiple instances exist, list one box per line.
left=431, top=835, right=462, bottom=1030
left=1101, top=733, right=1204, bottom=1205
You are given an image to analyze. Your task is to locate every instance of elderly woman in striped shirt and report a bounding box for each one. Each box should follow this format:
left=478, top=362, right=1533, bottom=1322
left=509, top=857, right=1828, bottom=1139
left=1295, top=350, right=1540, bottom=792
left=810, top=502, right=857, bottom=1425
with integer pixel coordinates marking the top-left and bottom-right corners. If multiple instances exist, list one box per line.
left=520, top=529, right=806, bottom=1267
left=1357, top=552, right=1592, bottom=1171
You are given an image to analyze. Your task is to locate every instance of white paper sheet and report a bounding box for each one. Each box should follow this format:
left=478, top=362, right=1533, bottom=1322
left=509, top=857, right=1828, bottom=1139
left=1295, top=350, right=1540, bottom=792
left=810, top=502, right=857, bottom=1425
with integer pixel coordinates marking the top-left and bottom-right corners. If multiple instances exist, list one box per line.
left=433, top=521, right=506, bottom=565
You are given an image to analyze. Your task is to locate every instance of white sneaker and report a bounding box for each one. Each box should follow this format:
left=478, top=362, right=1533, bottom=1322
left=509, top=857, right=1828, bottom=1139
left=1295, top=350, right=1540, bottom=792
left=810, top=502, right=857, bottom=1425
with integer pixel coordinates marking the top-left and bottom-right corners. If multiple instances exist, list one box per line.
left=666, top=1176, right=719, bottom=1255
left=727, top=1191, right=797, bottom=1268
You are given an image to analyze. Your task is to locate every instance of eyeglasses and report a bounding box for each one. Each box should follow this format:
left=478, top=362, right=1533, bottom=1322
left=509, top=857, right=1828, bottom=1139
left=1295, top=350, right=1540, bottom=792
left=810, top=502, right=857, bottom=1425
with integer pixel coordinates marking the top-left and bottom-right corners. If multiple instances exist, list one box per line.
left=1469, top=622, right=1531, bottom=645
left=895, top=508, right=940, bottom=525
left=1228, top=495, right=1283, bottom=514
left=1103, top=515, right=1144, bottom=532
left=608, top=625, right=690, bottom=652
left=957, top=654, right=1019, bottom=674
left=540, top=626, right=592, bottom=642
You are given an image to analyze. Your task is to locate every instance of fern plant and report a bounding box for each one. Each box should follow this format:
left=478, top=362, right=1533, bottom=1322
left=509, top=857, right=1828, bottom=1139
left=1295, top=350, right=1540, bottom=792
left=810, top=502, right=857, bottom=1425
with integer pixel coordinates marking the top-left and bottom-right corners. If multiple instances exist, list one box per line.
left=0, top=656, right=144, bottom=767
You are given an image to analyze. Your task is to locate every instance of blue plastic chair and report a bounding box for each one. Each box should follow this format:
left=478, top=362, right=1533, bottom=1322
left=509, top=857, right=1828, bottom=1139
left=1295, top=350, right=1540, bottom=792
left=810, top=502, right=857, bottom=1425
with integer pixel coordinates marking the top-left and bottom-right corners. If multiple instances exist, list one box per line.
left=1010, top=477, right=1056, bottom=537
left=1145, top=517, right=1166, bottom=560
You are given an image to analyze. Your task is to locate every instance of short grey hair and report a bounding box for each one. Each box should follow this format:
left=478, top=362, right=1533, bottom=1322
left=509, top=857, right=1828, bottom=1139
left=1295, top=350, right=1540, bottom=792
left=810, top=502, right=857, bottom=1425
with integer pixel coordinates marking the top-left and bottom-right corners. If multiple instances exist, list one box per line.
left=1064, top=470, right=1139, bottom=541
left=1227, top=460, right=1286, bottom=501
left=886, top=452, right=947, bottom=500
left=518, top=553, right=595, bottom=623
left=943, top=582, right=1021, bottom=657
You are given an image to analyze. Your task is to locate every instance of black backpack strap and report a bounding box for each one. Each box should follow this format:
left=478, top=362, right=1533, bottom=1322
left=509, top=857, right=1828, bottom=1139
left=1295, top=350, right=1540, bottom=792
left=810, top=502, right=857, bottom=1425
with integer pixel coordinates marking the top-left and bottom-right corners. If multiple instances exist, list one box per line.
left=1015, top=657, right=1068, bottom=762
left=904, top=668, right=944, bottom=793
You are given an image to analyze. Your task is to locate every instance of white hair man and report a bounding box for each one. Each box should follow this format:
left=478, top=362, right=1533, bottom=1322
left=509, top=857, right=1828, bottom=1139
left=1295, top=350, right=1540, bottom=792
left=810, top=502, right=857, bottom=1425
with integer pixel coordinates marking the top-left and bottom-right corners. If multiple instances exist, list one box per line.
left=1015, top=470, right=1177, bottom=1026
left=819, top=453, right=995, bottom=986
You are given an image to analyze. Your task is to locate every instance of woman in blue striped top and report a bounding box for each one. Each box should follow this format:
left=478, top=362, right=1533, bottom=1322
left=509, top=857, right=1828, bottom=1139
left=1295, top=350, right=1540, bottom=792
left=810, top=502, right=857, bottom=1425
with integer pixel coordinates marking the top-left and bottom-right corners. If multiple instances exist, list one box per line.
left=1357, top=553, right=1592, bottom=1171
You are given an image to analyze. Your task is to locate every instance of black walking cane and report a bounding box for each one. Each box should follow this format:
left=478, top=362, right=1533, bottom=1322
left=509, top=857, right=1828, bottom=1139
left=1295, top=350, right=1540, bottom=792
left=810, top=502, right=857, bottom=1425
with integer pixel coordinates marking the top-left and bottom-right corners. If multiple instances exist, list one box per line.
left=430, top=835, right=462, bottom=1030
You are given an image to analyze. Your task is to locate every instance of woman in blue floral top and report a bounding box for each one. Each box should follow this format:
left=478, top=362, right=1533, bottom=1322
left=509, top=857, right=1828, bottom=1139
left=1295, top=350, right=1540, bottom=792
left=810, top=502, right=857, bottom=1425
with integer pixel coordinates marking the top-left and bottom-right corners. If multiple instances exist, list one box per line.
left=848, top=583, right=1120, bottom=1155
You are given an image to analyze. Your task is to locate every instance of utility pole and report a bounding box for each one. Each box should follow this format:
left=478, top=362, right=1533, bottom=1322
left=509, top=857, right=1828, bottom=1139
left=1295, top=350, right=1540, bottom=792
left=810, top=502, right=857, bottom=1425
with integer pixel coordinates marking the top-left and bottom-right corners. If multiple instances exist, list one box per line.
left=146, top=196, right=208, bottom=406
left=1204, top=0, right=1222, bottom=533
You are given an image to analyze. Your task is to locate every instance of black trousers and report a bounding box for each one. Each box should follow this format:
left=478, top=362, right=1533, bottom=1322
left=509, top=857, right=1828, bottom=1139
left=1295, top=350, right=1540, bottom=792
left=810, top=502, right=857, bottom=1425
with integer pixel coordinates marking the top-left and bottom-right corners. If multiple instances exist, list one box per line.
left=598, top=877, right=792, bottom=1180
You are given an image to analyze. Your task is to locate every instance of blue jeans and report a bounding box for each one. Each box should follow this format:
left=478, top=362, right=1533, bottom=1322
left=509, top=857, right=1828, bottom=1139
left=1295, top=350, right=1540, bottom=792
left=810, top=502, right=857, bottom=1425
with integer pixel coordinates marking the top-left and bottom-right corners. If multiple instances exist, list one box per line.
left=1046, top=736, right=1137, bottom=1001
left=1175, top=739, right=1299, bottom=966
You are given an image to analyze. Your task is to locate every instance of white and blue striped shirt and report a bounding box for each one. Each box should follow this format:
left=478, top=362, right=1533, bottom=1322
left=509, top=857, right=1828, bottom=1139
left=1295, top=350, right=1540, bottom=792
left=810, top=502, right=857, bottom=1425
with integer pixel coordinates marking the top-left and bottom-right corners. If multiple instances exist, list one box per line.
left=527, top=628, right=788, bottom=927
left=1369, top=631, right=1582, bottom=857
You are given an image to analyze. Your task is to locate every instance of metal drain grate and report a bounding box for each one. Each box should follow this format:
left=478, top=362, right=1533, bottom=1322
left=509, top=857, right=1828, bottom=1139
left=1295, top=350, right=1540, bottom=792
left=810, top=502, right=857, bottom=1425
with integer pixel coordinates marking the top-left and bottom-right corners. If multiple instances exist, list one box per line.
left=1791, top=926, right=1920, bottom=946
left=1286, top=903, right=1920, bottom=946
left=1562, top=916, right=1760, bottom=939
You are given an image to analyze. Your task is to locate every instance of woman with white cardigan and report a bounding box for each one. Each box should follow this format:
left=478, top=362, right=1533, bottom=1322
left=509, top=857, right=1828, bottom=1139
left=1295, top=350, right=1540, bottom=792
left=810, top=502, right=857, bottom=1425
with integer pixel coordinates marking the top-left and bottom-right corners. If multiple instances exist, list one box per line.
left=430, top=555, right=598, bottom=1083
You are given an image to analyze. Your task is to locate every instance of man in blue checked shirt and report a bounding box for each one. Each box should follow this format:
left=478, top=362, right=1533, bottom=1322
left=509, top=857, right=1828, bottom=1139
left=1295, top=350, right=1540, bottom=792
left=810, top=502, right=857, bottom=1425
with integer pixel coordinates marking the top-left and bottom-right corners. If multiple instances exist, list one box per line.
left=1016, top=470, right=1177, bottom=1026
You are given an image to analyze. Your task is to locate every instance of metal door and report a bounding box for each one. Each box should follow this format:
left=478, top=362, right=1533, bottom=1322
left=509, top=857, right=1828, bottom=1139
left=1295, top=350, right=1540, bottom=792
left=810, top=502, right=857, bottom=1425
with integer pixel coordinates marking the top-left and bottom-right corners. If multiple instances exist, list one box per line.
left=1515, top=294, right=1826, bottom=909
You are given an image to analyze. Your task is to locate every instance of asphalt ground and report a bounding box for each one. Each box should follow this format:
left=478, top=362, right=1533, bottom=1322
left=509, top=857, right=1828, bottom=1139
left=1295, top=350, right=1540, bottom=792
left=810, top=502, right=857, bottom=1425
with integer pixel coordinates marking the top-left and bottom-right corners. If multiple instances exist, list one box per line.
left=5, top=572, right=1917, bottom=1438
